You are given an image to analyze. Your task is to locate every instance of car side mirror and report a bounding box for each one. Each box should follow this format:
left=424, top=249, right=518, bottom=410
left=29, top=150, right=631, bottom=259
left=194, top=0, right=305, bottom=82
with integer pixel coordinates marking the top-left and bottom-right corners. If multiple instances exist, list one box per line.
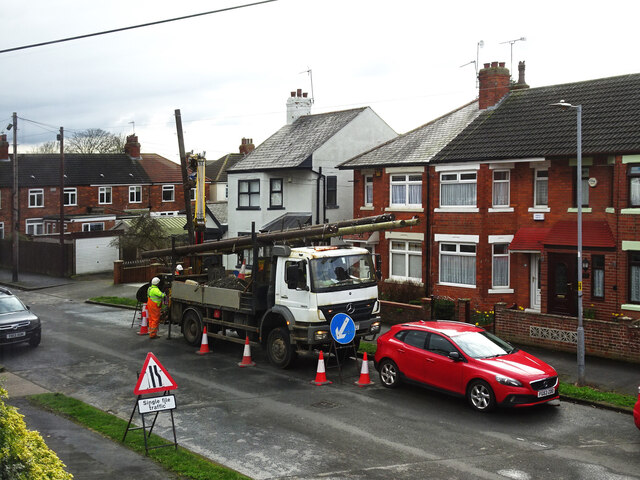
left=448, top=351, right=463, bottom=362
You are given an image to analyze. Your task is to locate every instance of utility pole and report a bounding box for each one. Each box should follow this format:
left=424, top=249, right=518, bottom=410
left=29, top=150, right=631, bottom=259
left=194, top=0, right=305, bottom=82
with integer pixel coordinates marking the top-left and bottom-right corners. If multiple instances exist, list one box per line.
left=174, top=109, right=195, bottom=245
left=11, top=112, right=18, bottom=282
left=58, top=127, right=66, bottom=277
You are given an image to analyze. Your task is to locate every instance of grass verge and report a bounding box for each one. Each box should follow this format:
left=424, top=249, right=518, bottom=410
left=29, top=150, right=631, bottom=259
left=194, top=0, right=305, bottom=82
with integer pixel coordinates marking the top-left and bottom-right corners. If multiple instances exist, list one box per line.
left=358, top=340, right=636, bottom=411
left=89, top=296, right=138, bottom=307
left=29, top=393, right=250, bottom=480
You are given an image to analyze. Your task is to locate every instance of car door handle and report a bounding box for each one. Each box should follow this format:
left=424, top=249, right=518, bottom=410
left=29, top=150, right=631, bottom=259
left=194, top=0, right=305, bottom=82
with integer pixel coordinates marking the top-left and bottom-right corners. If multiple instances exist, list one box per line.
left=281, top=295, right=288, bottom=299
left=397, top=348, right=405, bottom=354
left=425, top=357, right=435, bottom=363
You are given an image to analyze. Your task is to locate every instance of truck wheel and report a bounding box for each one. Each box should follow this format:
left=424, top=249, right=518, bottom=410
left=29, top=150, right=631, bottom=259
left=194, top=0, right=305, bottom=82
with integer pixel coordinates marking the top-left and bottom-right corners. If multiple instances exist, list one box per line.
left=267, top=327, right=294, bottom=369
left=182, top=310, right=203, bottom=347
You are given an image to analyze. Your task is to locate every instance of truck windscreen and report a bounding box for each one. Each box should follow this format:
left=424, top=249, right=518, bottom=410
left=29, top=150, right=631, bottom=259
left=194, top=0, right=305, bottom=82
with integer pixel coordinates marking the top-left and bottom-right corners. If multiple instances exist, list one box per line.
left=309, top=254, right=376, bottom=292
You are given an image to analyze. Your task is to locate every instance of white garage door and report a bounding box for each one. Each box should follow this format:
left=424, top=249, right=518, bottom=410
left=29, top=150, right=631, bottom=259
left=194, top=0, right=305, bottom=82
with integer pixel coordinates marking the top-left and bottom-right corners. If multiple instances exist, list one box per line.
left=75, top=237, right=119, bottom=275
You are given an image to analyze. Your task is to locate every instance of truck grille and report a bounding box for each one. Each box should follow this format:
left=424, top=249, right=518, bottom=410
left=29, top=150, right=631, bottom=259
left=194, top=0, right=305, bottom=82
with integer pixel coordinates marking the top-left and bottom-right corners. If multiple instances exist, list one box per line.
left=318, top=300, right=375, bottom=322
left=530, top=376, right=558, bottom=391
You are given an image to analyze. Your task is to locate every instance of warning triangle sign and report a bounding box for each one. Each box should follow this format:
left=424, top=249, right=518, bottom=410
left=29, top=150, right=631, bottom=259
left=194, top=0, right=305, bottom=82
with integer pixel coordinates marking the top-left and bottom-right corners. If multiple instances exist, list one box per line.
left=134, top=352, right=178, bottom=395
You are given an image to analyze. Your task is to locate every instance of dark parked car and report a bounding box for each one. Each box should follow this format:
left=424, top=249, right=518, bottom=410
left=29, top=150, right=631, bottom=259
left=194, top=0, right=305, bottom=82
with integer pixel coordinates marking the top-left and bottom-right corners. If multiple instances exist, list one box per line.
left=374, top=321, right=559, bottom=412
left=0, top=287, right=41, bottom=348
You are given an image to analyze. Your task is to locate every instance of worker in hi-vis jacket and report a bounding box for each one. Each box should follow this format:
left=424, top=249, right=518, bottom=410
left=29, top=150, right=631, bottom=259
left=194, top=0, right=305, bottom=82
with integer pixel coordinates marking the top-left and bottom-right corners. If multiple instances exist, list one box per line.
left=146, top=277, right=165, bottom=339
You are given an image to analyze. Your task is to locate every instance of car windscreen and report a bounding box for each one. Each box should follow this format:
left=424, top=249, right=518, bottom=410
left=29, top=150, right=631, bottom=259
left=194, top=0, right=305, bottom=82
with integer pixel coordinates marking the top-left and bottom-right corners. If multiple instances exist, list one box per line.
left=452, top=331, right=516, bottom=359
left=0, top=297, right=27, bottom=314
left=309, top=254, right=375, bottom=292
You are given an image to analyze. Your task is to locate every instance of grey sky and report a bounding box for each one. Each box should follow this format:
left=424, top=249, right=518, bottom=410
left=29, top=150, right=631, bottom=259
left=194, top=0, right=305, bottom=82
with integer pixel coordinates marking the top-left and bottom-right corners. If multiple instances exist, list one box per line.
left=2, top=0, right=639, bottom=162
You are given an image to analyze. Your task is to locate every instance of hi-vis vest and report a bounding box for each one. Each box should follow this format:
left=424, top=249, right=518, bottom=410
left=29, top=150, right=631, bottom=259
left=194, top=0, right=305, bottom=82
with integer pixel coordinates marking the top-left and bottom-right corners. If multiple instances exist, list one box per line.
left=147, top=285, right=165, bottom=306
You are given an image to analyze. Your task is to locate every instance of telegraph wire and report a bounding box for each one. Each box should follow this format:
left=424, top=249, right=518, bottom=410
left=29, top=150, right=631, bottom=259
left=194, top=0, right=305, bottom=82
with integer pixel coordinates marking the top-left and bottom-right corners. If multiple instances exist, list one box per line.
left=0, top=0, right=277, bottom=54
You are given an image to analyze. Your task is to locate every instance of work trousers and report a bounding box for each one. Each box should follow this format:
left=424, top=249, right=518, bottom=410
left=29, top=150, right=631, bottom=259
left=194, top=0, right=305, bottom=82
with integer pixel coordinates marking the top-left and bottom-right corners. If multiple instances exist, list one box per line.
left=146, top=298, right=161, bottom=338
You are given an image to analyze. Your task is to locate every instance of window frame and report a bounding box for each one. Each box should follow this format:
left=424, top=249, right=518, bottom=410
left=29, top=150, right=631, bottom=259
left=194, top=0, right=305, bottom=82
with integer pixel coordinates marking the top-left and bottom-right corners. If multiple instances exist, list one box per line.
left=238, top=179, right=260, bottom=209
left=592, top=254, right=605, bottom=299
left=389, top=240, right=422, bottom=282
left=575, top=166, right=589, bottom=207
left=439, top=242, right=477, bottom=287
left=534, top=169, right=548, bottom=207
left=364, top=175, right=373, bottom=206
left=63, top=187, right=77, bottom=206
left=326, top=175, right=338, bottom=208
left=25, top=218, right=44, bottom=235
left=129, top=185, right=142, bottom=204
left=162, top=184, right=175, bottom=202
left=0, top=221, right=4, bottom=239
left=269, top=178, right=283, bottom=209
left=82, top=222, right=104, bottom=232
left=629, top=251, right=640, bottom=304
left=491, top=243, right=510, bottom=288
left=98, top=186, right=112, bottom=205
left=492, top=170, right=510, bottom=207
left=440, top=171, right=477, bottom=207
left=629, top=165, right=640, bottom=207
left=29, top=188, right=44, bottom=208
left=391, top=173, right=422, bottom=207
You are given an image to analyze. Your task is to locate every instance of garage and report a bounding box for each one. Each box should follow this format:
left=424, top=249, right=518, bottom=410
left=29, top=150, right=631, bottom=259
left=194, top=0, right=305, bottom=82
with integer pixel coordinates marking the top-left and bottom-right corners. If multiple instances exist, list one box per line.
left=75, top=236, right=119, bottom=275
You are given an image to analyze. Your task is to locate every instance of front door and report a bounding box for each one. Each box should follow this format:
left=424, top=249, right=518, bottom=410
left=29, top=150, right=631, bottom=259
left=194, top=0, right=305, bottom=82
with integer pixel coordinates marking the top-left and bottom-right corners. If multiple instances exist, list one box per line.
left=530, top=254, right=541, bottom=311
left=548, top=253, right=577, bottom=316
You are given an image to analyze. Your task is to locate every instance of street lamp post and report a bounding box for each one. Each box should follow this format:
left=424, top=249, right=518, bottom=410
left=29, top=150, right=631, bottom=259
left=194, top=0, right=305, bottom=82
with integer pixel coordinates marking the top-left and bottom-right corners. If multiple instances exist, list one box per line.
left=551, top=100, right=585, bottom=386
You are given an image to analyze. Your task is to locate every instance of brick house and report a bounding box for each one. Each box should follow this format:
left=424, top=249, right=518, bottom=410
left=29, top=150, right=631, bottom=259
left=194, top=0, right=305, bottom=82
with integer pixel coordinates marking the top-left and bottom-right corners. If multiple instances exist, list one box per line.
left=0, top=135, right=192, bottom=238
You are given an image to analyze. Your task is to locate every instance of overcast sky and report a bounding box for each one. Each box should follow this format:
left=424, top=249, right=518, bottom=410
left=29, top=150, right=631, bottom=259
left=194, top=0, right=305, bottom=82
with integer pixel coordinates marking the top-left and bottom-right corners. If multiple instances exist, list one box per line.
left=2, top=0, right=639, bottom=163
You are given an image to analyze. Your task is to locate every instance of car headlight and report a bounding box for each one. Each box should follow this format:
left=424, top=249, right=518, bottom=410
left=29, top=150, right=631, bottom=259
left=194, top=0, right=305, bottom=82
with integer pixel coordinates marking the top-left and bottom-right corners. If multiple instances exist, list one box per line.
left=314, top=330, right=329, bottom=341
left=495, top=374, right=522, bottom=387
left=370, top=321, right=381, bottom=333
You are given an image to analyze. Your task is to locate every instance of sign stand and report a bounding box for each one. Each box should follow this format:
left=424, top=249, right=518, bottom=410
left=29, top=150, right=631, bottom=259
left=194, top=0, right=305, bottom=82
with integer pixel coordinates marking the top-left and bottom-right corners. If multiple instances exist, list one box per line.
left=326, top=313, right=360, bottom=383
left=122, top=390, right=178, bottom=455
left=325, top=339, right=359, bottom=383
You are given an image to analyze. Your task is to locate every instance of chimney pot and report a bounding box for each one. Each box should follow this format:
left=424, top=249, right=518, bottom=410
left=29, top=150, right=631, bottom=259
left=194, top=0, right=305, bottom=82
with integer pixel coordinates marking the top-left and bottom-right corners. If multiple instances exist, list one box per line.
left=491, top=61, right=498, bottom=68
left=291, top=91, right=296, bottom=97
left=124, top=134, right=141, bottom=159
left=0, top=133, right=9, bottom=161
left=286, top=88, right=312, bottom=124
left=499, top=62, right=505, bottom=67
left=484, top=63, right=490, bottom=68
left=239, top=137, right=255, bottom=155
left=296, top=88, right=302, bottom=97
left=302, top=92, right=308, bottom=98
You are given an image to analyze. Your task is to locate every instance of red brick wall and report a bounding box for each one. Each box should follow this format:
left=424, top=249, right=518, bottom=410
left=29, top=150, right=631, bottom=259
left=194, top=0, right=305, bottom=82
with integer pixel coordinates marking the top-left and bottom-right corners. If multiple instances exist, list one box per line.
left=494, top=303, right=640, bottom=363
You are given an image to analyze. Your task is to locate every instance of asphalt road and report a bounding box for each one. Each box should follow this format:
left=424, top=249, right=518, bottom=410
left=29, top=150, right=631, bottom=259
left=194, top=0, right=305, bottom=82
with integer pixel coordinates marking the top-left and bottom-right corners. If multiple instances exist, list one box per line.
left=2, top=287, right=639, bottom=480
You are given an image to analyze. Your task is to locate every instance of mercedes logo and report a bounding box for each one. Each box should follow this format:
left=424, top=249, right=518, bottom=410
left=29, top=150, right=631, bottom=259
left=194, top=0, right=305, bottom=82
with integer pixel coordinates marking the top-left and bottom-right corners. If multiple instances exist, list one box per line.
left=346, top=303, right=355, bottom=314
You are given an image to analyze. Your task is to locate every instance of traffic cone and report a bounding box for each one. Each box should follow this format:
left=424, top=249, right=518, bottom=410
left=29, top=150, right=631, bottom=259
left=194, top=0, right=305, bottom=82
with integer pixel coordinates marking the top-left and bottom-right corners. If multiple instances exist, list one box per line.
left=196, top=326, right=211, bottom=355
left=355, top=352, right=374, bottom=387
left=310, top=351, right=332, bottom=386
left=137, top=305, right=148, bottom=335
left=238, top=336, right=256, bottom=367
left=238, top=259, right=246, bottom=280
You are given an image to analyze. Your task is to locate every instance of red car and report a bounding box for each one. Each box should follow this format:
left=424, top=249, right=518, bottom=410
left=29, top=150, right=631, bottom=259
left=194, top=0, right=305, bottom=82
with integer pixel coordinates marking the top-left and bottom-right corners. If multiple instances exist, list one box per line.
left=634, top=386, right=640, bottom=430
left=374, top=321, right=559, bottom=412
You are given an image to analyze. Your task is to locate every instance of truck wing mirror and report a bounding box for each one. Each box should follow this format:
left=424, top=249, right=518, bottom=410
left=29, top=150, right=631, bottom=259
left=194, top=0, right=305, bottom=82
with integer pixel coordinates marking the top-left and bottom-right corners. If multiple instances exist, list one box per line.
left=374, top=254, right=382, bottom=281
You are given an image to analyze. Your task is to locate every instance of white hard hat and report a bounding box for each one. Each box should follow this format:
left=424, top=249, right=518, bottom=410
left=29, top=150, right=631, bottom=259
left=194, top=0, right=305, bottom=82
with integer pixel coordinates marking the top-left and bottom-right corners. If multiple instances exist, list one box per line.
left=176, top=265, right=183, bottom=271
left=151, top=277, right=160, bottom=285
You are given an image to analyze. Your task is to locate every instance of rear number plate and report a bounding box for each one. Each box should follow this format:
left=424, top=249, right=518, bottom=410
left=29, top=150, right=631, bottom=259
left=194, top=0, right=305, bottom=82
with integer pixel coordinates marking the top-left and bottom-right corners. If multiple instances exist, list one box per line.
left=538, top=387, right=555, bottom=398
left=7, top=331, right=26, bottom=339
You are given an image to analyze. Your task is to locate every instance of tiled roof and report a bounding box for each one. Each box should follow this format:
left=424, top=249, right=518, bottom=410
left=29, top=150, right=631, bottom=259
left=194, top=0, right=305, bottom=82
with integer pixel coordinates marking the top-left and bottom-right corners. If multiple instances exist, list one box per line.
left=0, top=153, right=178, bottom=187
left=433, top=73, right=640, bottom=163
left=230, top=108, right=368, bottom=172
left=509, top=227, right=551, bottom=252
left=205, top=153, right=244, bottom=182
left=339, top=101, right=480, bottom=168
left=544, top=220, right=615, bottom=248
left=206, top=202, right=228, bottom=225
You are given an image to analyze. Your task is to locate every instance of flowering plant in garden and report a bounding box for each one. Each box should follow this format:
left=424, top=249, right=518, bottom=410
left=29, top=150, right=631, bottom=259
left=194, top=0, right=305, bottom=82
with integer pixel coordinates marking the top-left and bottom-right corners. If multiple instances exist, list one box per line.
left=471, top=309, right=494, bottom=326
left=611, top=312, right=625, bottom=319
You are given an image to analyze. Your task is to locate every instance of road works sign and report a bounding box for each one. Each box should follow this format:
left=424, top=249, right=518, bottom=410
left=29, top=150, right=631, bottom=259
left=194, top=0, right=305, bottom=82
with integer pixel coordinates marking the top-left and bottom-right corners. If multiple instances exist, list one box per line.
left=134, top=352, right=178, bottom=395
left=330, top=313, right=356, bottom=345
left=138, top=394, right=176, bottom=414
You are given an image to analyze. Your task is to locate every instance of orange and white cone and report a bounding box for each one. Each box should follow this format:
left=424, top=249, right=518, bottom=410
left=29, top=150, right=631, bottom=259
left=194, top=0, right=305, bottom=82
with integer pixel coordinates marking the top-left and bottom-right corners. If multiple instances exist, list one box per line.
left=310, top=351, right=332, bottom=386
left=238, top=259, right=247, bottom=280
left=196, top=326, right=211, bottom=355
left=137, top=305, right=148, bottom=335
left=355, top=352, right=374, bottom=387
left=238, top=336, right=256, bottom=367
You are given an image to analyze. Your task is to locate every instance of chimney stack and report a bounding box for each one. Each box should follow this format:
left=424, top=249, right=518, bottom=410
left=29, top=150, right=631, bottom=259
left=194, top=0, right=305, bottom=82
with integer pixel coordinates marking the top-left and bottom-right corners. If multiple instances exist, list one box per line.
left=239, top=137, right=255, bottom=155
left=0, top=134, right=9, bottom=162
left=478, top=61, right=511, bottom=109
left=286, top=88, right=312, bottom=124
left=124, top=134, right=141, bottom=159
left=511, top=61, right=530, bottom=91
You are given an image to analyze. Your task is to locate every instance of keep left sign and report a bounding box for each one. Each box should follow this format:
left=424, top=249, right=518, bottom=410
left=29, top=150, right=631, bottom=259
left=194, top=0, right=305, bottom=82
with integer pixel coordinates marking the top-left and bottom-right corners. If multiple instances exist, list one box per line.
left=134, top=352, right=178, bottom=395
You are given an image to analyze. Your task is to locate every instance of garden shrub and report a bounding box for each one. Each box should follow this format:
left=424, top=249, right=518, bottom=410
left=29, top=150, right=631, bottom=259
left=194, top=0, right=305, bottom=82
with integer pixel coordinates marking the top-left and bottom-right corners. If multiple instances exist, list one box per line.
left=379, top=280, right=424, bottom=304
left=0, top=387, right=73, bottom=479
left=432, top=297, right=455, bottom=320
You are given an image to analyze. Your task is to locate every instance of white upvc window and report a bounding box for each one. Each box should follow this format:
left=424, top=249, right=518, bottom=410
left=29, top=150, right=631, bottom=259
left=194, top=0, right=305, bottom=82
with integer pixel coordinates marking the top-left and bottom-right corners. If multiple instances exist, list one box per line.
left=440, top=171, right=477, bottom=207
left=534, top=169, right=548, bottom=207
left=364, top=175, right=373, bottom=206
left=492, top=243, right=510, bottom=288
left=238, top=179, right=260, bottom=208
left=390, top=174, right=422, bottom=207
left=162, top=185, right=175, bottom=202
left=64, top=188, right=77, bottom=206
left=25, top=218, right=44, bottom=235
left=439, top=242, right=476, bottom=287
left=0, top=222, right=4, bottom=239
left=129, top=185, right=142, bottom=203
left=82, top=222, right=104, bottom=232
left=29, top=189, right=44, bottom=208
left=99, top=186, right=112, bottom=204
left=389, top=240, right=422, bottom=281
left=492, top=170, right=510, bottom=207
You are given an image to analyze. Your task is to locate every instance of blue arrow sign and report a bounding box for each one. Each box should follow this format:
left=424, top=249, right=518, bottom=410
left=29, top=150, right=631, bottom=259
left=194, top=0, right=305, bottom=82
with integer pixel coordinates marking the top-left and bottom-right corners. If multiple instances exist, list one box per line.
left=330, top=313, right=356, bottom=345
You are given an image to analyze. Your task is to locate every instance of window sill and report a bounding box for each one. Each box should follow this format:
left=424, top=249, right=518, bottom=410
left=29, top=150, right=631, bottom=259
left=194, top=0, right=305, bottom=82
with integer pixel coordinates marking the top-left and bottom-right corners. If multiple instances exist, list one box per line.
left=524, top=308, right=541, bottom=313
left=621, top=304, right=640, bottom=312
left=528, top=207, right=550, bottom=213
left=28, top=206, right=44, bottom=208
left=434, top=207, right=479, bottom=213
left=567, top=207, right=592, bottom=213
left=162, top=200, right=175, bottom=203
left=488, top=207, right=514, bottom=213
left=326, top=205, right=339, bottom=209
left=621, top=208, right=640, bottom=215
left=268, top=206, right=285, bottom=210
left=360, top=205, right=374, bottom=211
left=437, top=282, right=476, bottom=289
left=488, top=288, right=514, bottom=294
left=237, top=207, right=261, bottom=211
left=385, top=206, right=424, bottom=213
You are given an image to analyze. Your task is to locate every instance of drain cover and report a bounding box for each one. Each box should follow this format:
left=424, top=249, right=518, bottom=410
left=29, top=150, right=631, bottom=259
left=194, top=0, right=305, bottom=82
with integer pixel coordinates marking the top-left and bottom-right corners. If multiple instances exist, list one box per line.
left=311, top=400, right=339, bottom=409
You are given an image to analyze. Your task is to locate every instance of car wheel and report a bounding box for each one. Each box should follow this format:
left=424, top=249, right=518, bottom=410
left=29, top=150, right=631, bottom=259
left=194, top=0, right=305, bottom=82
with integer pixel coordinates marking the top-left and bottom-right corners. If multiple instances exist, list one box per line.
left=467, top=380, right=496, bottom=412
left=28, top=330, right=41, bottom=348
left=379, top=358, right=401, bottom=388
left=182, top=310, right=203, bottom=346
left=267, top=327, right=294, bottom=369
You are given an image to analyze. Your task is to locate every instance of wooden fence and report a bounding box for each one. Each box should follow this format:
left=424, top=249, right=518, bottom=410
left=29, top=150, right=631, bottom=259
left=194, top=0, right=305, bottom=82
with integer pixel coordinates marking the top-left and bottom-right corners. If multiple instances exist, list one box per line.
left=0, top=238, right=73, bottom=277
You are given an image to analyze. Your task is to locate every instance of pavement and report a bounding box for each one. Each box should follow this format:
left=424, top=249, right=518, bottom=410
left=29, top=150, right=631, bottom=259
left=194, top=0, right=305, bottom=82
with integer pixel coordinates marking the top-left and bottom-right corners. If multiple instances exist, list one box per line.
left=0, top=268, right=639, bottom=479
